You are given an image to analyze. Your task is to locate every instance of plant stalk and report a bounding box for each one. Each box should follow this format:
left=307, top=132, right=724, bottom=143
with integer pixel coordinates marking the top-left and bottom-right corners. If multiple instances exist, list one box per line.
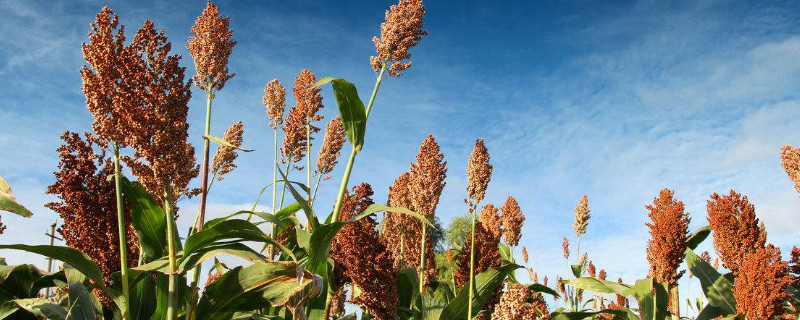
left=419, top=222, right=428, bottom=294
left=467, top=207, right=477, bottom=320
left=113, top=142, right=130, bottom=320
left=187, top=87, right=213, bottom=318
left=331, top=62, right=386, bottom=222
left=164, top=188, right=178, bottom=320
left=269, top=127, right=278, bottom=258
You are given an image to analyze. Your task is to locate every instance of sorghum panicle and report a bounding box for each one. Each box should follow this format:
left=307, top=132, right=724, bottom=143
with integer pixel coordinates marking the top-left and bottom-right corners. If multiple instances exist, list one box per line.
left=282, top=69, right=324, bottom=166
left=187, top=1, right=236, bottom=91
left=330, top=183, right=398, bottom=320
left=80, top=7, right=140, bottom=147
left=733, top=245, right=792, bottom=319
left=407, top=135, right=447, bottom=283
left=501, top=195, right=524, bottom=246
left=780, top=145, right=800, bottom=195
left=211, top=120, right=244, bottom=180
left=466, top=138, right=492, bottom=205
left=122, top=20, right=199, bottom=206
left=561, top=237, right=570, bottom=260
left=382, top=172, right=419, bottom=269
left=316, top=116, right=346, bottom=178
left=493, top=283, right=550, bottom=320
left=707, top=190, right=766, bottom=274
left=645, top=188, right=690, bottom=287
left=454, top=221, right=503, bottom=312
left=371, top=0, right=427, bottom=76
left=263, top=79, right=286, bottom=129
left=479, top=204, right=502, bottom=238
left=573, top=195, right=590, bottom=236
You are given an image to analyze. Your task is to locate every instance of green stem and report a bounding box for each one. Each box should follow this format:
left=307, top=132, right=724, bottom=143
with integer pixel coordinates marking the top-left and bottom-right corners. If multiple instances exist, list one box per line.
left=574, top=235, right=582, bottom=311
left=187, top=87, right=213, bottom=318
left=268, top=127, right=279, bottom=259
left=331, top=62, right=386, bottom=222
left=306, top=115, right=311, bottom=202
left=419, top=222, right=428, bottom=294
left=467, top=207, right=477, bottom=320
left=164, top=188, right=178, bottom=320
left=310, top=173, right=323, bottom=205
left=112, top=143, right=130, bottom=320
left=278, top=161, right=291, bottom=208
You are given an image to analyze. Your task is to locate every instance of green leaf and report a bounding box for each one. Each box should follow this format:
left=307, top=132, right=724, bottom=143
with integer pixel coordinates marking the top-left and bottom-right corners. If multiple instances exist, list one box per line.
left=277, top=168, right=319, bottom=230
left=204, top=135, right=254, bottom=152
left=196, top=261, right=319, bottom=320
left=10, top=298, right=66, bottom=319
left=0, top=245, right=103, bottom=284
left=396, top=268, right=418, bottom=311
left=686, top=226, right=711, bottom=250
left=0, top=175, right=33, bottom=218
left=0, top=264, right=43, bottom=299
left=184, top=219, right=296, bottom=262
left=65, top=282, right=97, bottom=320
left=311, top=77, right=367, bottom=151
left=551, top=309, right=632, bottom=320
left=178, top=243, right=266, bottom=274
left=128, top=273, right=156, bottom=320
left=696, top=304, right=723, bottom=320
left=632, top=279, right=668, bottom=320
left=685, top=248, right=736, bottom=315
left=527, top=283, right=561, bottom=299
left=119, top=177, right=167, bottom=262
left=565, top=277, right=632, bottom=296
left=570, top=264, right=583, bottom=278
left=439, top=264, right=520, bottom=320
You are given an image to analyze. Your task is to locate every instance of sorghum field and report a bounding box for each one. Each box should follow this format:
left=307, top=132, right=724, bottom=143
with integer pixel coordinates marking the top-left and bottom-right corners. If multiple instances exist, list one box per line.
left=1, top=1, right=800, bottom=319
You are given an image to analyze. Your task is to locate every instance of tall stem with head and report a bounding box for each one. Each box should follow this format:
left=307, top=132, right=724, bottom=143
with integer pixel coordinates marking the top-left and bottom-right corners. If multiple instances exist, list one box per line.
left=112, top=142, right=130, bottom=320
left=331, top=62, right=386, bottom=222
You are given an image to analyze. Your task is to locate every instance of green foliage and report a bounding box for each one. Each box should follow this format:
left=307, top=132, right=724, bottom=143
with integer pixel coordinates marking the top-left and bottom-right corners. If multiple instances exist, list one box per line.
left=444, top=215, right=471, bottom=250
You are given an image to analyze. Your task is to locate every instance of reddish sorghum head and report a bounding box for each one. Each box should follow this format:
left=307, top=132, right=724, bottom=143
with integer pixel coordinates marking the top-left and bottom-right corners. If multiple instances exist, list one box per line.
left=493, top=283, right=550, bottom=320
left=645, top=188, right=690, bottom=287
left=263, top=79, right=286, bottom=129
left=707, top=190, right=766, bottom=274
left=370, top=0, right=427, bottom=76
left=466, top=138, right=492, bottom=205
left=573, top=195, right=590, bottom=236
left=479, top=203, right=502, bottom=238
left=316, top=116, right=346, bottom=178
left=330, top=183, right=398, bottom=319
left=122, top=19, right=198, bottom=206
left=501, top=195, right=524, bottom=246
left=211, top=121, right=244, bottom=180
left=733, top=245, right=792, bottom=319
left=187, top=1, right=236, bottom=91
left=780, top=145, right=800, bottom=196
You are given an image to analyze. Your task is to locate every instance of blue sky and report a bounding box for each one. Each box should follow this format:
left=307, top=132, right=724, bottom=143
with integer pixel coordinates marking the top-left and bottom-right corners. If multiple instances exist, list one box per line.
left=2, top=0, right=800, bottom=310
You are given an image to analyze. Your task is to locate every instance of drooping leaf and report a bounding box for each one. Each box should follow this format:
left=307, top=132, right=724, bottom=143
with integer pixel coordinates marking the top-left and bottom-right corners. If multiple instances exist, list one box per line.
left=277, top=168, right=318, bottom=230
left=685, top=248, right=736, bottom=315
left=312, top=77, right=367, bottom=151
left=183, top=219, right=295, bottom=262
left=527, top=283, right=561, bottom=299
left=686, top=226, right=711, bottom=250
left=204, top=135, right=254, bottom=152
left=0, top=264, right=43, bottom=299
left=570, top=264, right=583, bottom=278
left=565, top=277, right=632, bottom=296
left=9, top=298, right=66, bottom=319
left=119, top=177, right=166, bottom=262
left=0, top=175, right=33, bottom=218
left=196, top=261, right=319, bottom=320
left=0, top=245, right=103, bottom=284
